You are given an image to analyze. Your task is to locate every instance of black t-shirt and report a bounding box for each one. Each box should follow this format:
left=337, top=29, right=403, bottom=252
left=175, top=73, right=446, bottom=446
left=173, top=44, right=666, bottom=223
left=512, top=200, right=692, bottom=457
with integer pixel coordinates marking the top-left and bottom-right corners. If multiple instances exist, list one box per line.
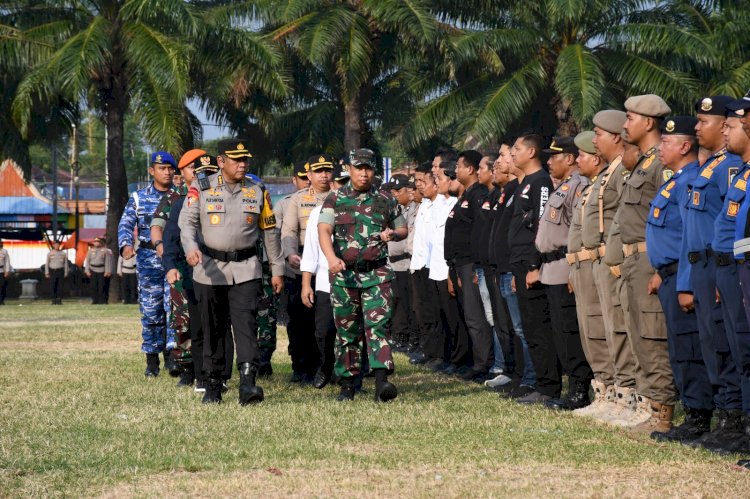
left=489, top=180, right=519, bottom=273
left=444, top=181, right=489, bottom=267
left=508, top=169, right=553, bottom=267
left=476, top=187, right=501, bottom=267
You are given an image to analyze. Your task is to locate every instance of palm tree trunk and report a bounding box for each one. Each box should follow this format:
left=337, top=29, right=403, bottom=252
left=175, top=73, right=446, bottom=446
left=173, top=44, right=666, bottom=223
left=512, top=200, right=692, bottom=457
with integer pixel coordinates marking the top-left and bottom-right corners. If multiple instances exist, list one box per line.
left=103, top=100, right=127, bottom=304
left=552, top=96, right=579, bottom=136
left=344, top=93, right=362, bottom=152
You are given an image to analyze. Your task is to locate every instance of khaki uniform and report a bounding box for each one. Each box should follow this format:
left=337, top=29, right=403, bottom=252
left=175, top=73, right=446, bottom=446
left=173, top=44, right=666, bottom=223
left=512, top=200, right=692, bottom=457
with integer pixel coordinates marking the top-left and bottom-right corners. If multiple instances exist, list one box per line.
left=614, top=146, right=676, bottom=405
left=280, top=188, right=330, bottom=272
left=84, top=247, right=112, bottom=274
left=45, top=249, right=69, bottom=275
left=179, top=173, right=284, bottom=284
left=0, top=248, right=8, bottom=305
left=568, top=175, right=610, bottom=385
left=585, top=158, right=637, bottom=389
left=388, top=201, right=417, bottom=272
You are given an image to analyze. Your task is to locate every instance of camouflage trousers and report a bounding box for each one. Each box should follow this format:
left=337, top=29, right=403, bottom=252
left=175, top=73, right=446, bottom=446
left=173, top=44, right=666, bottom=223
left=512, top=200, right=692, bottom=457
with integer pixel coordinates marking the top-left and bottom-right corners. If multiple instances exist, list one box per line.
left=331, top=282, right=394, bottom=378
left=257, top=261, right=277, bottom=354
left=169, top=277, right=192, bottom=366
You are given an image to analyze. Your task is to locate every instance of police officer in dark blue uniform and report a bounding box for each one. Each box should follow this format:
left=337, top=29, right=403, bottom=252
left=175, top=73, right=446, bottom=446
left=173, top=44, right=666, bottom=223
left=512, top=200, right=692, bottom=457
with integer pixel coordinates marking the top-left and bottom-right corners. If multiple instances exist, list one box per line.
left=701, top=100, right=750, bottom=454
left=646, top=116, right=713, bottom=444
left=682, top=96, right=745, bottom=451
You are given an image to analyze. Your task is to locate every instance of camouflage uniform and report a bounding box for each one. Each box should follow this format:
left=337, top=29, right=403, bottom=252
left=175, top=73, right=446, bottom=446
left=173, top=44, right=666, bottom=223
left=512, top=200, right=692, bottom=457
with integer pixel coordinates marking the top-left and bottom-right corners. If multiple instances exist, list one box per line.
left=318, top=184, right=406, bottom=378
left=151, top=186, right=191, bottom=366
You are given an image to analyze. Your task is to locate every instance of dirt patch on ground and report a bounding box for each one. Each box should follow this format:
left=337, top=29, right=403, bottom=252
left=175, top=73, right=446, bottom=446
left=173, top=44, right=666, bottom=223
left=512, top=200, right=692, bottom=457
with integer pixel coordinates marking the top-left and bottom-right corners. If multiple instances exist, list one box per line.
left=97, top=462, right=750, bottom=498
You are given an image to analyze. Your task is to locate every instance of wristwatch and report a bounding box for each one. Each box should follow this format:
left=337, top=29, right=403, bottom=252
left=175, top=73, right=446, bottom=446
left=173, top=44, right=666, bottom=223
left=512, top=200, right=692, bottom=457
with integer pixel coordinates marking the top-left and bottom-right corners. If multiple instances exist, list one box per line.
left=154, top=240, right=163, bottom=248
left=527, top=264, right=539, bottom=272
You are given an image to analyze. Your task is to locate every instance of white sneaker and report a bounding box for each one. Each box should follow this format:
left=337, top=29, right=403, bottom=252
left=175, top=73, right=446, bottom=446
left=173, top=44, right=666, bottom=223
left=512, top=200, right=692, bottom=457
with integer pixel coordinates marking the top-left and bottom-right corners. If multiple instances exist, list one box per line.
left=484, top=373, right=513, bottom=388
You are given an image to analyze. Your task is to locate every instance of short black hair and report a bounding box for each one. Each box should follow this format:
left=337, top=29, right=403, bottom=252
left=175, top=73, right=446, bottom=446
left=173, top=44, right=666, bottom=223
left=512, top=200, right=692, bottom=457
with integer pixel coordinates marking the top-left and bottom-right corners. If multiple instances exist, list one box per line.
left=415, top=161, right=432, bottom=173
left=518, top=133, right=546, bottom=159
left=458, top=150, right=483, bottom=170
left=435, top=148, right=458, bottom=163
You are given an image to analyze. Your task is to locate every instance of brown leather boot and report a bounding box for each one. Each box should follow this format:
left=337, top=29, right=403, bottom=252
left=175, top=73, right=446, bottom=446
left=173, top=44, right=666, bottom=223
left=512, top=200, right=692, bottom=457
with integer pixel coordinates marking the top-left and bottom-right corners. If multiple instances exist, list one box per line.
left=631, top=401, right=674, bottom=434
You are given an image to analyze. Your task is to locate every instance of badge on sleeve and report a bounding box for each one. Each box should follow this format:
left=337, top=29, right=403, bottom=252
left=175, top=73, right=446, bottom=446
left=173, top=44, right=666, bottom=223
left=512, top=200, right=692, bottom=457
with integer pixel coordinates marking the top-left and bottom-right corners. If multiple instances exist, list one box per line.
left=663, top=170, right=673, bottom=182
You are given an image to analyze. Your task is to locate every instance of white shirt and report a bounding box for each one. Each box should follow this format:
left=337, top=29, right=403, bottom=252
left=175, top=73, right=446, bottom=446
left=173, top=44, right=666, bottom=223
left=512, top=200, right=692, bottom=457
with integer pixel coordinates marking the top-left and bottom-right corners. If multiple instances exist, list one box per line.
left=409, top=198, right=434, bottom=272
left=299, top=205, right=330, bottom=293
left=428, top=195, right=458, bottom=281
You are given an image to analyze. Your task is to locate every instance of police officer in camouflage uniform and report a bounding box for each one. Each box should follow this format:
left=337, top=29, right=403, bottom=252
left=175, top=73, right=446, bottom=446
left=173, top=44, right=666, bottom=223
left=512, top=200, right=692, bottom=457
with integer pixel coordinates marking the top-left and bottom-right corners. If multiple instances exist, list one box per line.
left=45, top=240, right=69, bottom=305
left=318, top=148, right=407, bottom=402
left=118, top=151, right=177, bottom=377
left=179, top=139, right=285, bottom=404
left=615, top=94, right=677, bottom=433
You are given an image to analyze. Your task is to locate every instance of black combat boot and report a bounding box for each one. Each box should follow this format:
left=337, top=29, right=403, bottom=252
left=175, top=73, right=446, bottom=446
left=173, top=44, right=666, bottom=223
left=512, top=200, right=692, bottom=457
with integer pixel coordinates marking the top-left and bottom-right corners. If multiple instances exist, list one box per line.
left=337, top=378, right=355, bottom=402
left=176, top=365, right=195, bottom=388
left=257, top=349, right=273, bottom=378
left=164, top=350, right=180, bottom=377
left=144, top=353, right=160, bottom=377
left=651, top=407, right=712, bottom=443
left=691, top=409, right=744, bottom=452
left=711, top=413, right=750, bottom=455
left=374, top=369, right=398, bottom=402
left=544, top=382, right=591, bottom=411
left=238, top=362, right=264, bottom=405
left=202, top=377, right=223, bottom=404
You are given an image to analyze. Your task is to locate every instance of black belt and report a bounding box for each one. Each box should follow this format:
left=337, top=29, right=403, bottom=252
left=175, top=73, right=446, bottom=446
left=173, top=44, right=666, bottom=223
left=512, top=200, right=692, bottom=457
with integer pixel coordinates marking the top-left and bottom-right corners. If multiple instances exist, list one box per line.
left=688, top=248, right=714, bottom=264
left=540, top=247, right=567, bottom=264
left=90, top=264, right=104, bottom=269
left=657, top=262, right=679, bottom=279
left=390, top=253, right=411, bottom=263
left=715, top=251, right=735, bottom=266
left=200, top=244, right=257, bottom=263
left=123, top=266, right=135, bottom=270
left=345, top=258, right=388, bottom=273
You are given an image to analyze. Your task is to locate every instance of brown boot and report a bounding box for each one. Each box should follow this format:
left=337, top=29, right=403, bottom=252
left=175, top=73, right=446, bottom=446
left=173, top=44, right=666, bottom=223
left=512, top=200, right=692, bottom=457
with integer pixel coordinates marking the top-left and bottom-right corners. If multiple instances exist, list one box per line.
left=631, top=401, right=674, bottom=434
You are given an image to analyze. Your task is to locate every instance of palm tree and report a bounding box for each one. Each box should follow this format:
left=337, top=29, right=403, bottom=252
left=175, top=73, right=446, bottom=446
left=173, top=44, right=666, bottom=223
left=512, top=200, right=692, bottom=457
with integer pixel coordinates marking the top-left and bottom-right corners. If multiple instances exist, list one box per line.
left=10, top=0, right=288, bottom=255
left=402, top=0, right=715, bottom=148
left=253, top=0, right=442, bottom=152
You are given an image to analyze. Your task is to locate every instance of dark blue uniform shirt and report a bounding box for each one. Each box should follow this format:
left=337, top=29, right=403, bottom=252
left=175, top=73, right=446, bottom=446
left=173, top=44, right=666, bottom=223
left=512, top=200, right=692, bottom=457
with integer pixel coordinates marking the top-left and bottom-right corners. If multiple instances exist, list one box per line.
left=714, top=162, right=750, bottom=253
left=647, top=160, right=699, bottom=292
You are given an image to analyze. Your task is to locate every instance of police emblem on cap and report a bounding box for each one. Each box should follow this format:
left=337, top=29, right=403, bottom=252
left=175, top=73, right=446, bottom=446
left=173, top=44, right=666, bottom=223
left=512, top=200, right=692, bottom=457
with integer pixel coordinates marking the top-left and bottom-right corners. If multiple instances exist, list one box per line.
left=237, top=143, right=245, bottom=150
left=701, top=98, right=713, bottom=112
left=200, top=156, right=210, bottom=165
left=319, top=156, right=325, bottom=163
left=665, top=120, right=675, bottom=132
left=156, top=154, right=163, bottom=163
left=304, top=162, right=310, bottom=171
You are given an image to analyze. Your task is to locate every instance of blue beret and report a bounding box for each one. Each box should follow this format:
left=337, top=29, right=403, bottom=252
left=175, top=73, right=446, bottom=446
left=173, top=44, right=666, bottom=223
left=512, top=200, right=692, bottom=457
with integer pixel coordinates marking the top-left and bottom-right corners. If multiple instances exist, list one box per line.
left=150, top=151, right=176, bottom=167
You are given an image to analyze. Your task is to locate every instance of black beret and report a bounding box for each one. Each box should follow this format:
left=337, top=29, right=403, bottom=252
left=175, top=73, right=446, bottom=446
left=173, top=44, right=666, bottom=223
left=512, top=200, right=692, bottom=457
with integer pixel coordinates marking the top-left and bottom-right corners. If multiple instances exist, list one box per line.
left=661, top=116, right=697, bottom=136
left=695, top=96, right=735, bottom=116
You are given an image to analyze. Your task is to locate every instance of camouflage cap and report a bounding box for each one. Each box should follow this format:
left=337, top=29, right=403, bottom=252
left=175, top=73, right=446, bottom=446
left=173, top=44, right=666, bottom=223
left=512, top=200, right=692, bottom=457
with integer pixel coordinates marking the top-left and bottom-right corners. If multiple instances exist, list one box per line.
left=348, top=148, right=376, bottom=168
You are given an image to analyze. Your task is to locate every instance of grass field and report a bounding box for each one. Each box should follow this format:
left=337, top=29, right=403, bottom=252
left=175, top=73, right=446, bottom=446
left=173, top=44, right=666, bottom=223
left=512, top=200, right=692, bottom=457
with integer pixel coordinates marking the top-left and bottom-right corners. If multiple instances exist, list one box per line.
left=1, top=300, right=749, bottom=497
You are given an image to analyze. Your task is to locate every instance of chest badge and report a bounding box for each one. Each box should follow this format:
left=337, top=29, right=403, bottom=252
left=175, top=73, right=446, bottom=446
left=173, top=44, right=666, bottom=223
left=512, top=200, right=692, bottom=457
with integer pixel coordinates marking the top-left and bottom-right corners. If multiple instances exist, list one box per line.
left=210, top=214, right=221, bottom=225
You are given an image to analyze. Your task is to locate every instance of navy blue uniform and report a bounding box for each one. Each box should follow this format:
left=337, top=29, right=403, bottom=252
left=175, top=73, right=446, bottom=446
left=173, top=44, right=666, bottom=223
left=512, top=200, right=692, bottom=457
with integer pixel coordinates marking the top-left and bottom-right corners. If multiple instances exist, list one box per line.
left=647, top=161, right=712, bottom=410
left=713, top=161, right=750, bottom=413
left=683, top=149, right=743, bottom=410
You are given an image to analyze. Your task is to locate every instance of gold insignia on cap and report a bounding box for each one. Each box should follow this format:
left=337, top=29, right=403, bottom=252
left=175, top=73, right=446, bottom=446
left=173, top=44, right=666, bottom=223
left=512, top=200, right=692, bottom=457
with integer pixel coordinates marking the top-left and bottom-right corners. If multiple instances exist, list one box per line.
left=200, top=156, right=210, bottom=165
left=304, top=162, right=310, bottom=172
left=237, top=143, right=245, bottom=150
left=549, top=140, right=562, bottom=152
left=738, top=109, right=746, bottom=117
left=665, top=120, right=675, bottom=132
left=319, top=156, right=325, bottom=163
left=701, top=98, right=713, bottom=112
left=155, top=154, right=163, bottom=163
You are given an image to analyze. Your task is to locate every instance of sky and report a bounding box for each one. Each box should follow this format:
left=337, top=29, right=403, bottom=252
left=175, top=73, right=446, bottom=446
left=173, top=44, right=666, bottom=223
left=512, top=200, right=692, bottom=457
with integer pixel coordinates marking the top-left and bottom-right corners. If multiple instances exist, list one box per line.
left=188, top=99, right=230, bottom=141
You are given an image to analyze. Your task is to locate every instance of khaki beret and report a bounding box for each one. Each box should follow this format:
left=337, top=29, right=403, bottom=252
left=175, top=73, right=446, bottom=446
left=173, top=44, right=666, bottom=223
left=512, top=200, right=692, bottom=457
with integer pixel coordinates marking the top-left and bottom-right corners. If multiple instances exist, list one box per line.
left=574, top=131, right=596, bottom=155
left=593, top=110, right=627, bottom=135
left=624, top=94, right=671, bottom=118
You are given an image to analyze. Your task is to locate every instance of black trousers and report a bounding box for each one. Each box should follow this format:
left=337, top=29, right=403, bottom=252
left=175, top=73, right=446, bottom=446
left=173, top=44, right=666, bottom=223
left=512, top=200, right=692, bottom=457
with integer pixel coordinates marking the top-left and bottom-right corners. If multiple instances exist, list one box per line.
left=455, top=263, right=493, bottom=372
left=121, top=273, right=138, bottom=304
left=314, top=291, right=337, bottom=377
left=434, top=278, right=471, bottom=365
left=185, top=287, right=205, bottom=381
left=546, top=283, right=592, bottom=389
left=484, top=266, right=515, bottom=373
left=91, top=272, right=106, bottom=304
left=285, top=275, right=320, bottom=375
left=50, top=269, right=65, bottom=302
left=391, top=270, right=416, bottom=345
left=195, top=280, right=260, bottom=377
left=0, top=274, right=6, bottom=304
left=512, top=263, right=558, bottom=397
left=411, top=268, right=441, bottom=354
